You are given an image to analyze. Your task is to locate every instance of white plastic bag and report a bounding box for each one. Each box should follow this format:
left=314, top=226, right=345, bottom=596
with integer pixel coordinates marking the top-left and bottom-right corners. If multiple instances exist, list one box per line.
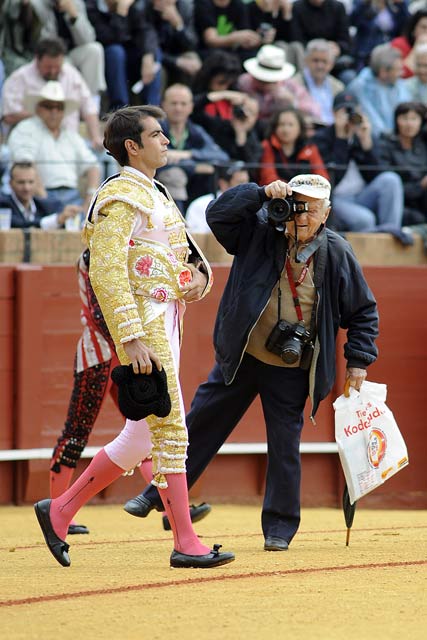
left=334, top=381, right=409, bottom=504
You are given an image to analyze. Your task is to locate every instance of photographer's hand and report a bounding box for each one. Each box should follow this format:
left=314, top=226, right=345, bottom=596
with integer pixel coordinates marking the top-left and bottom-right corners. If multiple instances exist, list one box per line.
left=264, top=180, right=292, bottom=200
left=344, top=367, right=367, bottom=396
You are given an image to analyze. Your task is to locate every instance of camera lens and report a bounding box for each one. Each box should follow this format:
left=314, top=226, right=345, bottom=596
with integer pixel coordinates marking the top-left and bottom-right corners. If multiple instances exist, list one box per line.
left=267, top=198, right=293, bottom=225
left=346, top=108, right=362, bottom=125
left=232, top=105, right=246, bottom=120
left=281, top=342, right=301, bottom=364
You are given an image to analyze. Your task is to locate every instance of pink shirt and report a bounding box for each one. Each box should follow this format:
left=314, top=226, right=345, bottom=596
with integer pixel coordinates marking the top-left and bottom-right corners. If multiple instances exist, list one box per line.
left=1, top=59, right=98, bottom=131
left=238, top=73, right=322, bottom=121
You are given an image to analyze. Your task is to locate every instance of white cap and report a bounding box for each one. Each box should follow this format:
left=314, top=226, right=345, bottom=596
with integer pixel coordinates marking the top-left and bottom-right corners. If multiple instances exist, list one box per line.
left=288, top=174, right=331, bottom=200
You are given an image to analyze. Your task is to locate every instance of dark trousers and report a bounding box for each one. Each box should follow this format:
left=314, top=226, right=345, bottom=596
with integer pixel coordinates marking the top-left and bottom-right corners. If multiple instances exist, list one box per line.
left=144, top=353, right=309, bottom=543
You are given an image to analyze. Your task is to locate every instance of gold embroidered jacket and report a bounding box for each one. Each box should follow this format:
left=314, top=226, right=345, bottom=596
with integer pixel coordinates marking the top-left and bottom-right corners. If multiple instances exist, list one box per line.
left=82, top=168, right=212, bottom=361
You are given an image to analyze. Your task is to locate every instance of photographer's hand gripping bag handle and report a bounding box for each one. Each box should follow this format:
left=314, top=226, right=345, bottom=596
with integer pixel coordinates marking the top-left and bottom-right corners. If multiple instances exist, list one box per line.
left=334, top=381, right=409, bottom=540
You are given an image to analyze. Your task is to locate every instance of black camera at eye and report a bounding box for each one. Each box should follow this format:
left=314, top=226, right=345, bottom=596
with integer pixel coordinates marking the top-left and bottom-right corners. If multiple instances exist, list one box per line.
left=232, top=105, right=247, bottom=120
left=345, top=106, right=363, bottom=125
left=267, top=197, right=309, bottom=231
left=265, top=319, right=314, bottom=369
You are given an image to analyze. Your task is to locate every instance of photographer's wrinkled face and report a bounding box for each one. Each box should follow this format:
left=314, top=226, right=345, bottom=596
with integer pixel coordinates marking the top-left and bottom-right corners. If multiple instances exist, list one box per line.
left=285, top=193, right=330, bottom=244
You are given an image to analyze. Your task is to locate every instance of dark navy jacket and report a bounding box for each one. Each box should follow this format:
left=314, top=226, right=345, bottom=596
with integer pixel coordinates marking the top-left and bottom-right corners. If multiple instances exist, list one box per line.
left=0, top=192, right=60, bottom=229
left=206, top=183, right=379, bottom=416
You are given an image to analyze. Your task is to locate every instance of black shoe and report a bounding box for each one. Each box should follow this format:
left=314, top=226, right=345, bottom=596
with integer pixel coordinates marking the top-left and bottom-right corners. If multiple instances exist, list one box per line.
left=34, top=499, right=71, bottom=567
left=123, top=494, right=161, bottom=518
left=264, top=536, right=289, bottom=551
left=68, top=524, right=89, bottom=535
left=170, top=544, right=235, bottom=568
left=163, top=502, right=212, bottom=531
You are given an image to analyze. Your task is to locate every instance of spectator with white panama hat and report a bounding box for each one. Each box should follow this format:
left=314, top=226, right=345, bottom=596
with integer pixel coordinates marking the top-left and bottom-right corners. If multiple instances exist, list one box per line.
left=7, top=80, right=100, bottom=212
left=237, top=44, right=322, bottom=128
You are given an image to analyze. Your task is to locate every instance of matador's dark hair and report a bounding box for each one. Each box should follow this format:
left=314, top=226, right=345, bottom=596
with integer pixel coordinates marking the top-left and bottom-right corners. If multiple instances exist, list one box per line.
left=103, top=105, right=166, bottom=166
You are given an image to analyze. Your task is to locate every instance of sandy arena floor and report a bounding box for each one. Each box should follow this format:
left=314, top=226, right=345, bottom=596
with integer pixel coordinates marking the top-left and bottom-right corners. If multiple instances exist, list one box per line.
left=0, top=504, right=426, bottom=640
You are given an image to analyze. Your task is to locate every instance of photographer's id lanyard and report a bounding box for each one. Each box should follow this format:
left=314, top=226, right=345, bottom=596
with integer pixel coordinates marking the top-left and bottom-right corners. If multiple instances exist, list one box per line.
left=278, top=256, right=312, bottom=323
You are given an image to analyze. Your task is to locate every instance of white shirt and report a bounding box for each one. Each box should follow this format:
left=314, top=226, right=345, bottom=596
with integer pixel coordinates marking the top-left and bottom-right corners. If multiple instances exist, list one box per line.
left=333, top=160, right=366, bottom=197
left=8, top=116, right=98, bottom=189
left=185, top=192, right=217, bottom=234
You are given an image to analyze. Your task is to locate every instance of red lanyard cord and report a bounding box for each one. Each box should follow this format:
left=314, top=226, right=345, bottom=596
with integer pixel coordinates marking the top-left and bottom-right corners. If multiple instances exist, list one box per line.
left=280, top=256, right=312, bottom=323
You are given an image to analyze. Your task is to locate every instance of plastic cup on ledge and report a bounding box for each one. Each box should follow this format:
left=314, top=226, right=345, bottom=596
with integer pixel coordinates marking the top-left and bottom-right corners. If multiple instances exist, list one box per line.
left=0, top=208, right=12, bottom=230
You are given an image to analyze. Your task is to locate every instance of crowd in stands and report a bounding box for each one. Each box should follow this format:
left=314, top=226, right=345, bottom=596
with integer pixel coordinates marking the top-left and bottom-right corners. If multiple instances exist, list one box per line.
left=1, top=0, right=427, bottom=242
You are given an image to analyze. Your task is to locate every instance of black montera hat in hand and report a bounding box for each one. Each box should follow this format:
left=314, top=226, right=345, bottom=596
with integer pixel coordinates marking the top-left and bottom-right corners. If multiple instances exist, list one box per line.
left=111, top=363, right=171, bottom=421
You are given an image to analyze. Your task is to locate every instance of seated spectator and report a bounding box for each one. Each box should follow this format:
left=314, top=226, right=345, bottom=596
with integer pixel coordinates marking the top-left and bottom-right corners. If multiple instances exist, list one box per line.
left=351, top=0, right=410, bottom=71
left=292, top=39, right=344, bottom=126
left=0, top=0, right=42, bottom=76
left=313, top=91, right=404, bottom=233
left=157, top=83, right=229, bottom=213
left=391, top=9, right=427, bottom=77
left=0, top=161, right=81, bottom=229
left=33, top=0, right=106, bottom=104
left=246, top=0, right=305, bottom=72
left=7, top=81, right=100, bottom=212
left=348, top=43, right=411, bottom=136
left=404, top=42, right=427, bottom=100
left=191, top=50, right=263, bottom=165
left=1, top=37, right=104, bottom=151
left=147, top=0, right=202, bottom=86
left=379, top=101, right=427, bottom=224
left=85, top=0, right=161, bottom=109
left=291, top=0, right=352, bottom=64
left=185, top=161, right=250, bottom=233
left=194, top=0, right=262, bottom=62
left=237, top=44, right=322, bottom=133
left=258, top=106, right=329, bottom=186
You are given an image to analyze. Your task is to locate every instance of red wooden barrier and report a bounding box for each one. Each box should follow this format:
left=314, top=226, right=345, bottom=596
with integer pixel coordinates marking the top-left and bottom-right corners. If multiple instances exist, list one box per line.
left=0, top=266, right=15, bottom=502
left=2, top=264, right=426, bottom=508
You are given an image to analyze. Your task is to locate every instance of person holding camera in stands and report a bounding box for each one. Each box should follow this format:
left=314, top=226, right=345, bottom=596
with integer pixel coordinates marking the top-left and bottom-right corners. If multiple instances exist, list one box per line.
left=192, top=50, right=263, bottom=166
left=124, top=172, right=379, bottom=552
left=313, top=91, right=405, bottom=235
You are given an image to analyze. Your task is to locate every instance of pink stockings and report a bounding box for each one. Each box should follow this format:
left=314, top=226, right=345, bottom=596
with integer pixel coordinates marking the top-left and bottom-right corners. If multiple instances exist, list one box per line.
left=49, top=449, right=123, bottom=540
left=50, top=465, right=78, bottom=526
left=49, top=449, right=209, bottom=555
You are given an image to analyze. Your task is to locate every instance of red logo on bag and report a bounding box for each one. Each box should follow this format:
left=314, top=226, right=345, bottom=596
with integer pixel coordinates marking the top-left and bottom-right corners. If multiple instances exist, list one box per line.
left=367, top=428, right=387, bottom=468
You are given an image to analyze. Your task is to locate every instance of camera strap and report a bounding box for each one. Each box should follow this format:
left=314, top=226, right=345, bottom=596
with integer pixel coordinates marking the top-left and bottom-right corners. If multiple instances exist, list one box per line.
left=276, top=253, right=312, bottom=324
left=283, top=256, right=312, bottom=323
left=295, top=229, right=325, bottom=264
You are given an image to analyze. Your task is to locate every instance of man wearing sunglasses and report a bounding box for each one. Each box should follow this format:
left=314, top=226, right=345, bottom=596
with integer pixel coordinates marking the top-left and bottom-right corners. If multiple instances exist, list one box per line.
left=7, top=80, right=100, bottom=212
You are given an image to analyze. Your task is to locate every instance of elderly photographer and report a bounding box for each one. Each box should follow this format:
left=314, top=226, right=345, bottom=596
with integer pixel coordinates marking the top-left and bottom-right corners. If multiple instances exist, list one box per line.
left=124, top=173, right=379, bottom=552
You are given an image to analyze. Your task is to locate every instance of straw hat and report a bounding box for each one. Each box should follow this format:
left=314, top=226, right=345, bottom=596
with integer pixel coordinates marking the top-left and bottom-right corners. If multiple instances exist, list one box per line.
left=243, top=45, right=295, bottom=83
left=23, top=81, right=79, bottom=116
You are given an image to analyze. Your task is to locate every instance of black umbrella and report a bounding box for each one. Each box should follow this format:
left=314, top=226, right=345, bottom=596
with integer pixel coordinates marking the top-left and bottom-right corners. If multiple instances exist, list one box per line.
left=342, top=483, right=357, bottom=546
left=341, top=378, right=358, bottom=545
